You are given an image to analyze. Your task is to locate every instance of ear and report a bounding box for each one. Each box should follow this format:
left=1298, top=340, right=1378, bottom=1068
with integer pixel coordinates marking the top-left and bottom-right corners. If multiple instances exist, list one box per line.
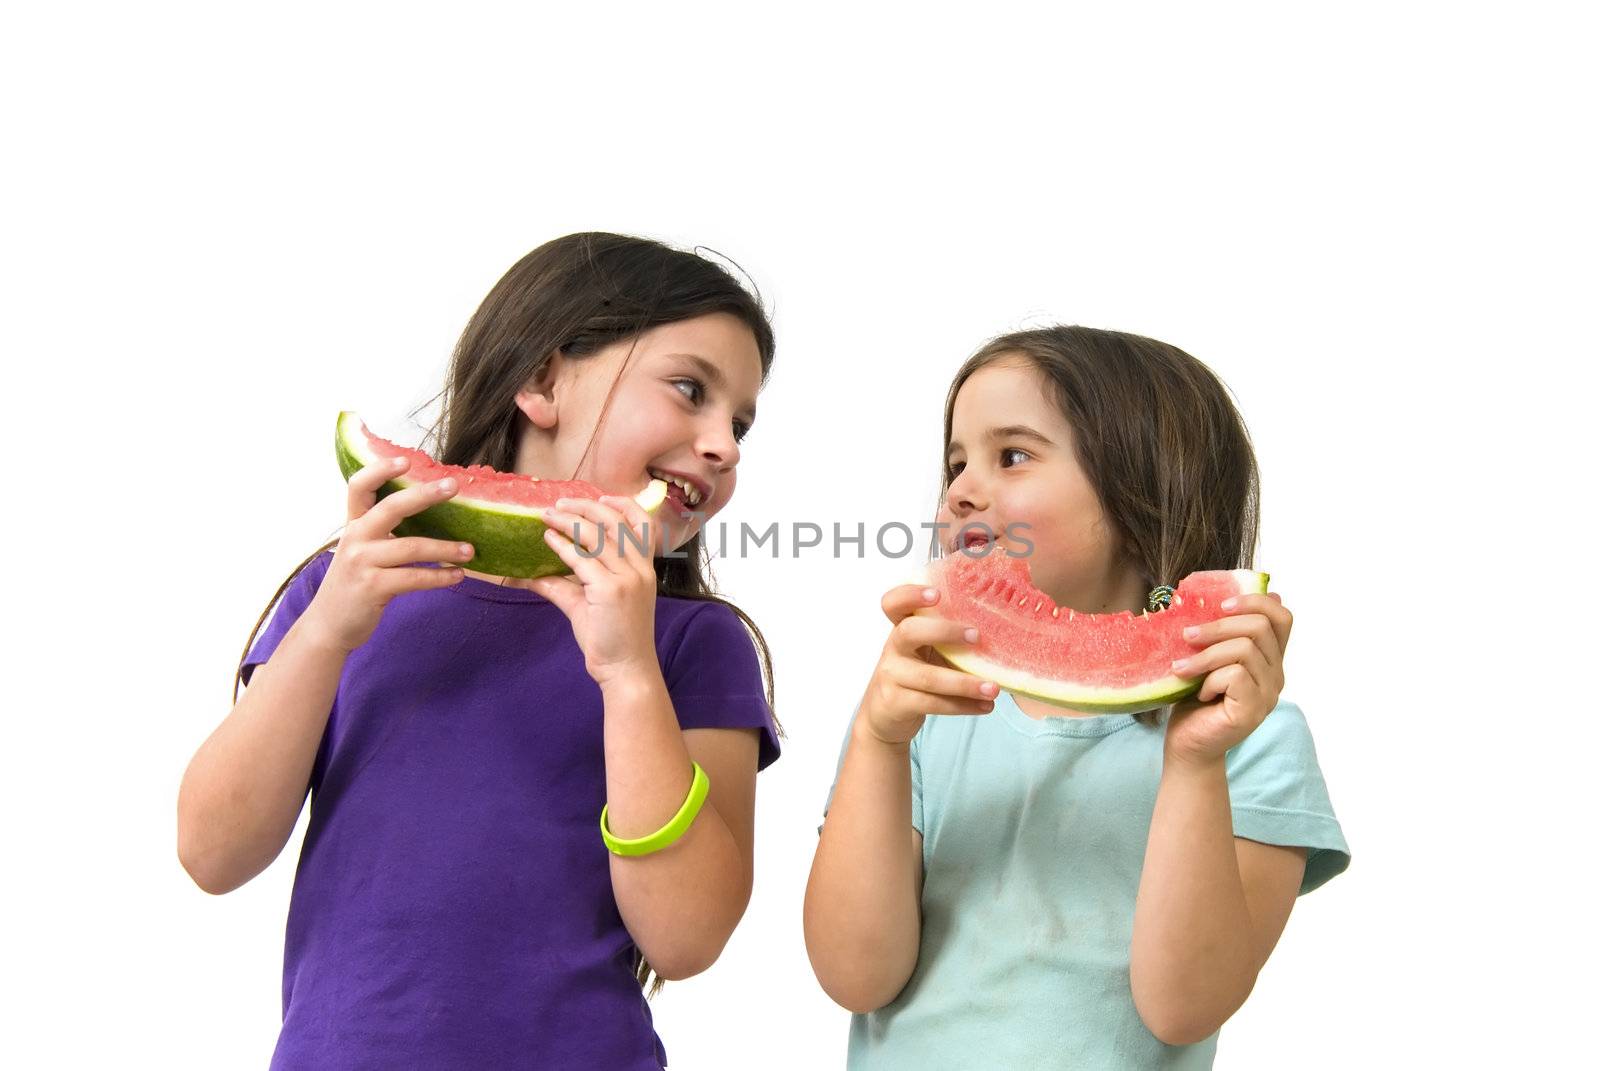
left=514, top=354, right=563, bottom=431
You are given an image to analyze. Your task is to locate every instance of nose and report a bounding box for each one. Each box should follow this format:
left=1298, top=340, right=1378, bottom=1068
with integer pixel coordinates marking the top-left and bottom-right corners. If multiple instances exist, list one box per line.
left=945, top=467, right=987, bottom=516
left=697, top=419, right=740, bottom=471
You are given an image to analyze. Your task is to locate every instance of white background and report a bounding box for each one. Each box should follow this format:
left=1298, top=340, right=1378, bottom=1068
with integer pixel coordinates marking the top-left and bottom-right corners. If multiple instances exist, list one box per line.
left=5, top=2, right=1595, bottom=1067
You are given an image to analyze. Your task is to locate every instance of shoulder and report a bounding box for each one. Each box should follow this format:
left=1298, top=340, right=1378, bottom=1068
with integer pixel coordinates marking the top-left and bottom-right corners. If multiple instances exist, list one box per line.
left=1225, top=699, right=1350, bottom=890
left=655, top=596, right=755, bottom=655
left=273, top=550, right=336, bottom=613
left=1227, top=700, right=1320, bottom=770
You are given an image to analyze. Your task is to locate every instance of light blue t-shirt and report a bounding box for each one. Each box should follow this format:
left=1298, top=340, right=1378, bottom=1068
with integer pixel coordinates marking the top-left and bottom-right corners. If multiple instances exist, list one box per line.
left=828, top=693, right=1349, bottom=1069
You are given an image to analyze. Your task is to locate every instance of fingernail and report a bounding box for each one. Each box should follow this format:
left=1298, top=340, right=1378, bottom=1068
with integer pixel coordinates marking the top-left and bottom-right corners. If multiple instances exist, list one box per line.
left=964, top=627, right=979, bottom=643
left=391, top=457, right=406, bottom=468
left=459, top=544, right=474, bottom=558
left=556, top=498, right=572, bottom=508
left=438, top=478, right=456, bottom=493
left=1221, top=597, right=1237, bottom=610
left=923, top=587, right=938, bottom=602
left=980, top=682, right=998, bottom=697
left=1172, top=658, right=1190, bottom=672
left=1183, top=625, right=1199, bottom=640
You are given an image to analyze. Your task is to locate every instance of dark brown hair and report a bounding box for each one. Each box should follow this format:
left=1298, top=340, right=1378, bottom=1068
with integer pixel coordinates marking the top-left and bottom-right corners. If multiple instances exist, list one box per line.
left=939, top=325, right=1260, bottom=723
left=234, top=232, right=778, bottom=991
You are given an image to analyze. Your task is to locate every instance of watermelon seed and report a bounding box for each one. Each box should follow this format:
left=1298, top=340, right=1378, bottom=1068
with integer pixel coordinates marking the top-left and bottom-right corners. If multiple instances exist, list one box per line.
left=1051, top=607, right=1060, bottom=618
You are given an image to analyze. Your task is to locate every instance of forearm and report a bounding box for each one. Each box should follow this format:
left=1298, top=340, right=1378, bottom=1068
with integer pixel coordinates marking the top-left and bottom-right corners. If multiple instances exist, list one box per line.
left=603, top=672, right=750, bottom=980
left=1130, top=754, right=1256, bottom=1044
left=803, top=718, right=922, bottom=1013
left=176, top=616, right=347, bottom=894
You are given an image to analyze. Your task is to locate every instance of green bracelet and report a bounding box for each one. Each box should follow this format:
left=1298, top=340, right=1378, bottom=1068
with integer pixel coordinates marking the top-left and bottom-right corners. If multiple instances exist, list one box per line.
left=600, top=762, right=711, bottom=857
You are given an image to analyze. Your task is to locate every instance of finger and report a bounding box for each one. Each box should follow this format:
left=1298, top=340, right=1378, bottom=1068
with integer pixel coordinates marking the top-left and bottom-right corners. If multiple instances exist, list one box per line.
left=553, top=496, right=628, bottom=533
left=1197, top=663, right=1252, bottom=705
left=882, top=583, right=940, bottom=625
left=598, top=494, right=663, bottom=559
left=527, top=574, right=586, bottom=617
left=542, top=526, right=612, bottom=586
left=1218, top=592, right=1293, bottom=656
left=372, top=564, right=466, bottom=597
left=357, top=477, right=459, bottom=538
left=1180, top=611, right=1281, bottom=664
left=364, top=536, right=476, bottom=568
left=540, top=508, right=610, bottom=560
left=887, top=657, right=998, bottom=701
left=346, top=456, right=409, bottom=522
left=891, top=615, right=977, bottom=656
left=891, top=686, right=996, bottom=717
left=1174, top=636, right=1269, bottom=693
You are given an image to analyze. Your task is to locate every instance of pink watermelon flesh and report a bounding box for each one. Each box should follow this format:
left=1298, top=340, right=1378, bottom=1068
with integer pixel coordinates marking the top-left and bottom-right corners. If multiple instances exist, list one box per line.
left=927, top=552, right=1269, bottom=712
left=336, top=413, right=667, bottom=580
left=354, top=423, right=603, bottom=507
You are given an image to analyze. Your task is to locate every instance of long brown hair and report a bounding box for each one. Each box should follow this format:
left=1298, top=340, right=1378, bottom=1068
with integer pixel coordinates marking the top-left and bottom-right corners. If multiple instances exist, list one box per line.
left=234, top=233, right=778, bottom=990
left=939, top=325, right=1260, bottom=723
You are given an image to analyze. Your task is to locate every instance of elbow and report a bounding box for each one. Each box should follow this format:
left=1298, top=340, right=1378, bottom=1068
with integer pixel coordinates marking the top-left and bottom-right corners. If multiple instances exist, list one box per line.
left=819, top=979, right=896, bottom=1016
left=178, top=845, right=227, bottom=895
left=1132, top=981, right=1254, bottom=1047
left=642, top=937, right=728, bottom=982
left=177, top=833, right=240, bottom=896
left=176, top=804, right=248, bottom=896
left=1139, top=1009, right=1221, bottom=1048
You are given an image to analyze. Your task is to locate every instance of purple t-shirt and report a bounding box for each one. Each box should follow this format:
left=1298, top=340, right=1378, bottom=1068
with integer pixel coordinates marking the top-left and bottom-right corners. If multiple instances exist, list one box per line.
left=243, top=554, right=779, bottom=1070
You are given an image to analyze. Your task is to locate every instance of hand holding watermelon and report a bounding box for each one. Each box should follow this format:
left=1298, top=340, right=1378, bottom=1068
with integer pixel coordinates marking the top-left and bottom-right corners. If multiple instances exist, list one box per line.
left=528, top=494, right=664, bottom=687
left=299, top=457, right=476, bottom=653
left=1162, top=592, right=1294, bottom=766
left=854, top=584, right=1000, bottom=747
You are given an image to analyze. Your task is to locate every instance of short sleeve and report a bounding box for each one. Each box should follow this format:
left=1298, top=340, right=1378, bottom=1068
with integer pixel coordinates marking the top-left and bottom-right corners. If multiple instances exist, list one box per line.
left=820, top=710, right=925, bottom=837
left=1226, top=700, right=1351, bottom=894
left=661, top=602, right=780, bottom=770
left=909, top=729, right=925, bottom=835
left=241, top=552, right=334, bottom=685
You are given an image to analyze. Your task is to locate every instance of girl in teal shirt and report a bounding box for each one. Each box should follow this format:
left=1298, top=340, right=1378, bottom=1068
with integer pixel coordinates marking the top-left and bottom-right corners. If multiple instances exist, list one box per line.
left=805, top=325, right=1349, bottom=1068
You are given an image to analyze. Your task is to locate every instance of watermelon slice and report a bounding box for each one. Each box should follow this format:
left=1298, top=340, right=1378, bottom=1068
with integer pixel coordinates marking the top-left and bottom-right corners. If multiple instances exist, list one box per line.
left=922, top=553, right=1270, bottom=713
left=334, top=412, right=668, bottom=579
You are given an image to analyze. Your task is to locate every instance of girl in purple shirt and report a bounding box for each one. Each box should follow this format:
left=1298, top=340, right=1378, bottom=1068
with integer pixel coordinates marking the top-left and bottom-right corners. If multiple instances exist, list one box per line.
left=178, top=233, right=781, bottom=1069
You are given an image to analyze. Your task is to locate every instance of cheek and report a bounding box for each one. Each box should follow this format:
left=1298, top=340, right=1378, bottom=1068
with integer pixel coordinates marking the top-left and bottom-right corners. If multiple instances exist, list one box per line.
left=704, top=469, right=738, bottom=520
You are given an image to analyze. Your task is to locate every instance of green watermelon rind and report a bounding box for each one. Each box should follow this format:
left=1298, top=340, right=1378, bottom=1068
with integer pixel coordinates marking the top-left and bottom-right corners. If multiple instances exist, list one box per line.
left=335, top=412, right=668, bottom=580
left=924, top=565, right=1271, bottom=714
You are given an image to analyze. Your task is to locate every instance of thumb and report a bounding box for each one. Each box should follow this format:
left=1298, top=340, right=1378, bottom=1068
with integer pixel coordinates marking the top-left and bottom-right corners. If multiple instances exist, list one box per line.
left=527, top=575, right=585, bottom=617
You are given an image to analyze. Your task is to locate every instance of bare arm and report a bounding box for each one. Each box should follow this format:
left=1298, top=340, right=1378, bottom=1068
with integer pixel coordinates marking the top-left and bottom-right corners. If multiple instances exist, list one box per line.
left=176, top=459, right=471, bottom=894
left=1131, top=590, right=1305, bottom=1045
left=1130, top=752, right=1306, bottom=1045
left=529, top=495, right=770, bottom=980
left=601, top=675, right=760, bottom=980
left=176, top=618, right=347, bottom=893
left=803, top=719, right=926, bottom=1013
left=803, top=583, right=993, bottom=1013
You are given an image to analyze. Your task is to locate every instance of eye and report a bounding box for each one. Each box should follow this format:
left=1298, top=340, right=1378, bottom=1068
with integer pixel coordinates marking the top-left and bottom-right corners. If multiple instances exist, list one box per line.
left=733, top=420, right=751, bottom=443
left=999, top=447, right=1030, bottom=468
left=672, top=378, right=705, bottom=405
left=946, top=459, right=966, bottom=479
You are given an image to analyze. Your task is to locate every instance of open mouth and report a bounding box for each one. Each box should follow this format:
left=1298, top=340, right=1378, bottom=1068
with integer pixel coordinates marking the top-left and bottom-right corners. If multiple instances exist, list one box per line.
left=648, top=469, right=706, bottom=510
left=948, top=527, right=996, bottom=555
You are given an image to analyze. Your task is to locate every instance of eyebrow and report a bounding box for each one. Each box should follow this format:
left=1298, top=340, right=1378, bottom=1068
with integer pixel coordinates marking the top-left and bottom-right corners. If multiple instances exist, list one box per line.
left=667, top=352, right=758, bottom=423
left=947, top=424, right=1054, bottom=457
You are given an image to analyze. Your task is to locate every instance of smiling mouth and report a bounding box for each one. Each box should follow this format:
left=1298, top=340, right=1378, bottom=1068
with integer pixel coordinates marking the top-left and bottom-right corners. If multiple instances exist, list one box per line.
left=649, top=469, right=706, bottom=509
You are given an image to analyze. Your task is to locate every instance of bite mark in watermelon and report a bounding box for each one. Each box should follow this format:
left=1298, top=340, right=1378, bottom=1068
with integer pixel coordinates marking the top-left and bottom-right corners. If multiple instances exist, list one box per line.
left=922, top=552, right=1270, bottom=713
left=335, top=412, right=668, bottom=579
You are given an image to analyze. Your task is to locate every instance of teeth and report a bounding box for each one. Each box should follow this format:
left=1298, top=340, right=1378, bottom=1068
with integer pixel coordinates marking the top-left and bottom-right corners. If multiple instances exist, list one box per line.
left=650, top=471, right=702, bottom=507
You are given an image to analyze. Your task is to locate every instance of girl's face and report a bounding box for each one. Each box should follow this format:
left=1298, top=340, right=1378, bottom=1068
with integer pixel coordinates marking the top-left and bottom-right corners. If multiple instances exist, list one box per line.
left=515, top=312, right=762, bottom=551
left=937, top=356, right=1146, bottom=614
